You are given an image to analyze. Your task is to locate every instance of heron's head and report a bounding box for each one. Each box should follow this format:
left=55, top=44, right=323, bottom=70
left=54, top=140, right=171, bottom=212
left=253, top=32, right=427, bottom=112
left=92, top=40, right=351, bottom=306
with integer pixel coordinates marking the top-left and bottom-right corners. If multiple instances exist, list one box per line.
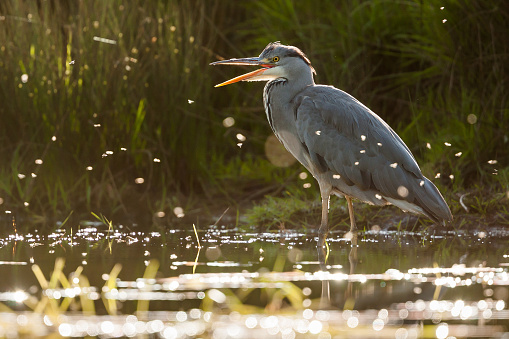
left=210, top=42, right=315, bottom=87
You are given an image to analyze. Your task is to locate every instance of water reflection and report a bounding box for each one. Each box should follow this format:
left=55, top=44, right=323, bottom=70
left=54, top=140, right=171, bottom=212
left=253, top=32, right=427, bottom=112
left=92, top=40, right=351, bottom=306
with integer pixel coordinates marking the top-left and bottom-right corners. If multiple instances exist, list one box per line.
left=317, top=229, right=359, bottom=311
left=317, top=231, right=330, bottom=308
left=0, top=225, right=507, bottom=337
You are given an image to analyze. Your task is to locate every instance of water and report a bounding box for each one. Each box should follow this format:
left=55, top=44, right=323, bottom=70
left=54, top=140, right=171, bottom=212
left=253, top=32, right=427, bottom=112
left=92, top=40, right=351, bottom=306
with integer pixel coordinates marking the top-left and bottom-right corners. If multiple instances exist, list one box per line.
left=0, top=224, right=508, bottom=338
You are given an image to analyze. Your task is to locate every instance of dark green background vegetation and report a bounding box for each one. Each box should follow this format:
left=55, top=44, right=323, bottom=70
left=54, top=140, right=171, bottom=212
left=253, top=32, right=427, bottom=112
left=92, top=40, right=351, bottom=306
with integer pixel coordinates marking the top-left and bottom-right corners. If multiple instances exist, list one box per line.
left=0, top=0, right=508, bottom=229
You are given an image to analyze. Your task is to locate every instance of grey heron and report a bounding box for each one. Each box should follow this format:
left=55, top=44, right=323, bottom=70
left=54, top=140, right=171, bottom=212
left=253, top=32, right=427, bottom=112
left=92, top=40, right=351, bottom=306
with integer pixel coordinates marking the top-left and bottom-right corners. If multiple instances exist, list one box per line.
left=211, top=42, right=452, bottom=234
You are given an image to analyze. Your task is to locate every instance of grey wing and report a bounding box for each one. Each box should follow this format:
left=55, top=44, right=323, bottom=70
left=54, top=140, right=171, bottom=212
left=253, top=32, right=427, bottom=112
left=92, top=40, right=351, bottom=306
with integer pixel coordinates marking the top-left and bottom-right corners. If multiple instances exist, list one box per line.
left=294, top=86, right=452, bottom=222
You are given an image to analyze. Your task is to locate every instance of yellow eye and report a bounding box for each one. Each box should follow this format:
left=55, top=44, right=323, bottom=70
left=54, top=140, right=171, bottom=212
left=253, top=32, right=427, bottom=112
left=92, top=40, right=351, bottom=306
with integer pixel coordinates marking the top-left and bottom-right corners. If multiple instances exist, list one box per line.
left=273, top=56, right=280, bottom=62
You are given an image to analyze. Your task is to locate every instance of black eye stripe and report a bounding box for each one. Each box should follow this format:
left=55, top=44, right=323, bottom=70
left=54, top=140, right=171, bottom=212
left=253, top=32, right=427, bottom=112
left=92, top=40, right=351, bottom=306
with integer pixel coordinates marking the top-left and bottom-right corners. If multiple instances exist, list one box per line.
left=260, top=42, right=315, bottom=74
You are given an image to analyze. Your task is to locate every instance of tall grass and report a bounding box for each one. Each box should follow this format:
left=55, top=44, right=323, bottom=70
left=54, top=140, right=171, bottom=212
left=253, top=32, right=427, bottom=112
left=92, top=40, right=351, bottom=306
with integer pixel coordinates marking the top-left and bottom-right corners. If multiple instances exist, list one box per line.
left=0, top=1, right=242, bottom=223
left=0, top=0, right=507, bottom=226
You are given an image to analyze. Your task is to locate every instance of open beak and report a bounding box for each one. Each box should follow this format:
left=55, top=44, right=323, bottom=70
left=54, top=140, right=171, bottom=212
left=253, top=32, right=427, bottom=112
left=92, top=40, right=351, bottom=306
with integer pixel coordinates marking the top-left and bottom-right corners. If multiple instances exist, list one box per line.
left=210, top=57, right=275, bottom=87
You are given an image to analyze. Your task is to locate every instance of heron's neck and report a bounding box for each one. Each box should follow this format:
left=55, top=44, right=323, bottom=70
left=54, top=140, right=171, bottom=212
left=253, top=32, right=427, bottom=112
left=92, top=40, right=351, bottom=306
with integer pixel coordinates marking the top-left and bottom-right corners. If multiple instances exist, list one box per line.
left=262, top=74, right=314, bottom=168
left=264, top=65, right=315, bottom=99
left=287, top=67, right=315, bottom=93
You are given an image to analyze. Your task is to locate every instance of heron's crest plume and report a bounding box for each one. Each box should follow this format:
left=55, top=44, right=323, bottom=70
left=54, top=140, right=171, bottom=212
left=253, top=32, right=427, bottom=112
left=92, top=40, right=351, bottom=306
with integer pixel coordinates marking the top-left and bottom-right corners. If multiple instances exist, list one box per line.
left=261, top=42, right=316, bottom=75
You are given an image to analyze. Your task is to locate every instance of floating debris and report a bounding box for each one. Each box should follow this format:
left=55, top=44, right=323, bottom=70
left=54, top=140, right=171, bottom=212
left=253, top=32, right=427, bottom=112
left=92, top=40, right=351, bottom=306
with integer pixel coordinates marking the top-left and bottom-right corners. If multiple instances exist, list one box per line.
left=222, top=117, right=235, bottom=128
left=93, top=36, right=117, bottom=45
left=467, top=114, right=477, bottom=124
left=173, top=207, right=185, bottom=218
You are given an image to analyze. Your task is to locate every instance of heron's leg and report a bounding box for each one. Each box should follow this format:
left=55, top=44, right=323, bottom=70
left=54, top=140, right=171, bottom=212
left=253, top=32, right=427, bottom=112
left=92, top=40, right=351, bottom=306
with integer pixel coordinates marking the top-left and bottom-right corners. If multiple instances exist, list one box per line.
left=318, top=194, right=330, bottom=235
left=346, top=196, right=357, bottom=233
left=317, top=187, right=331, bottom=305
left=345, top=229, right=358, bottom=301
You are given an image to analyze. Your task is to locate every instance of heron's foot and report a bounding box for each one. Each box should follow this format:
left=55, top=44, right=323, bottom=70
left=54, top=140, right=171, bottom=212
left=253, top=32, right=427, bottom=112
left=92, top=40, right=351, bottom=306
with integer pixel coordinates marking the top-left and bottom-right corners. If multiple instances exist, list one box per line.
left=318, top=224, right=329, bottom=236
left=349, top=224, right=357, bottom=234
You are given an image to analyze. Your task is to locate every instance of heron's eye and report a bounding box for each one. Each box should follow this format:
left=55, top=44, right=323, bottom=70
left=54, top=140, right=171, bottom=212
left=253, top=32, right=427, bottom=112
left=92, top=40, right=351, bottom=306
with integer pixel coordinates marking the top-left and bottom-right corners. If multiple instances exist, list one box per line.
left=273, top=56, right=280, bottom=62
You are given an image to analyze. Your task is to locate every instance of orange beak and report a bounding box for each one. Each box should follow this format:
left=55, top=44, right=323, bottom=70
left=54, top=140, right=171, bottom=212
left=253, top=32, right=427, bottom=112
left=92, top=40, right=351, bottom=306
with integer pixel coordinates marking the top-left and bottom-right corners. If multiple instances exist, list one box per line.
left=210, top=57, right=275, bottom=87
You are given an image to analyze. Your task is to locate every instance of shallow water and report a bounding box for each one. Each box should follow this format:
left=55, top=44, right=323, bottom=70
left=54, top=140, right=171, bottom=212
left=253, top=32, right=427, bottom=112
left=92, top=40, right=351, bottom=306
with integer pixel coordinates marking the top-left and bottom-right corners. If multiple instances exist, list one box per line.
left=0, top=224, right=508, bottom=338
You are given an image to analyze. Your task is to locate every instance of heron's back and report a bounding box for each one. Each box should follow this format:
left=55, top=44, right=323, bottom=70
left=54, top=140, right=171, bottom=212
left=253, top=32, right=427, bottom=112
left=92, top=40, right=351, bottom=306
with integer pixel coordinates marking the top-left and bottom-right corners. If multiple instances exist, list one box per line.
left=289, top=85, right=452, bottom=223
